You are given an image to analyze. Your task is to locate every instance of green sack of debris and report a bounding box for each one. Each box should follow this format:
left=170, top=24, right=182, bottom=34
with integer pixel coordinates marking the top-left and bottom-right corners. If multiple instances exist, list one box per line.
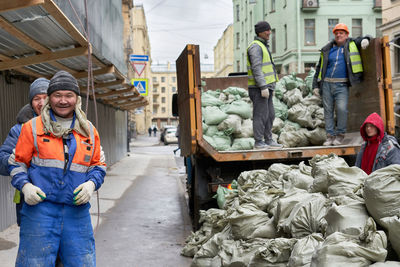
left=203, top=89, right=221, bottom=99
left=235, top=119, right=253, bottom=138
left=203, top=106, right=228, bottom=125
left=273, top=97, right=288, bottom=120
left=213, top=132, right=231, bottom=151
left=304, top=67, right=316, bottom=94
left=282, top=75, right=298, bottom=90
left=288, top=103, right=314, bottom=128
left=203, top=135, right=216, bottom=148
left=204, top=125, right=219, bottom=137
left=218, top=114, right=242, bottom=136
left=275, top=81, right=287, bottom=100
left=213, top=185, right=238, bottom=209
left=279, top=128, right=309, bottom=147
left=283, top=88, right=303, bottom=107
left=230, top=138, right=255, bottom=150
left=223, top=86, right=248, bottom=97
left=202, top=123, right=209, bottom=134
left=201, top=92, right=224, bottom=107
left=306, top=127, right=326, bottom=145
left=272, top=118, right=285, bottom=134
left=225, top=100, right=252, bottom=119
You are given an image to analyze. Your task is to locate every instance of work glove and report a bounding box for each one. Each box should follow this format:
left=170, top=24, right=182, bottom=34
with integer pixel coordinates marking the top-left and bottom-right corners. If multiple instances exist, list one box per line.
left=100, top=146, right=105, bottom=163
left=361, top=39, right=369, bottom=49
left=73, top=181, right=95, bottom=205
left=8, top=149, right=15, bottom=165
left=313, top=88, right=320, bottom=97
left=22, top=183, right=46, bottom=206
left=261, top=89, right=269, bottom=98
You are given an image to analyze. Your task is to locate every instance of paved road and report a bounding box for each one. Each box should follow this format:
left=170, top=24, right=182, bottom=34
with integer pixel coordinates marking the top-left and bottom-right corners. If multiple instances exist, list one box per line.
left=95, top=136, right=192, bottom=267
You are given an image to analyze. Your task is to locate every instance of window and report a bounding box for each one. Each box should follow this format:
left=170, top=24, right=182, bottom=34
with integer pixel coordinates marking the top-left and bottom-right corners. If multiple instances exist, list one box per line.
left=395, top=35, right=400, bottom=74
left=162, top=107, right=166, bottom=113
left=284, top=24, right=287, bottom=50
left=284, top=0, right=287, bottom=7
left=172, top=86, right=176, bottom=92
left=271, top=29, right=276, bottom=53
left=236, top=60, right=240, bottom=72
left=152, top=77, right=157, bottom=83
left=236, top=32, right=240, bottom=49
left=271, top=0, right=276, bottom=12
left=328, top=19, right=339, bottom=40
left=352, top=19, right=362, bottom=37
left=246, top=32, right=248, bottom=47
left=161, top=87, right=166, bottom=93
left=153, top=107, right=158, bottom=114
left=153, top=87, right=158, bottom=93
left=304, top=19, right=315, bottom=46
left=236, top=4, right=240, bottom=22
left=161, top=76, right=165, bottom=82
left=376, top=18, right=382, bottom=37
left=161, top=97, right=166, bottom=103
left=172, top=76, right=176, bottom=82
left=249, top=12, right=252, bottom=32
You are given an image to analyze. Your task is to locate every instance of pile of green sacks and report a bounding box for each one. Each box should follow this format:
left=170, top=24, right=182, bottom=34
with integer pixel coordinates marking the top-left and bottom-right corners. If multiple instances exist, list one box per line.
left=201, top=68, right=327, bottom=151
left=182, top=154, right=400, bottom=266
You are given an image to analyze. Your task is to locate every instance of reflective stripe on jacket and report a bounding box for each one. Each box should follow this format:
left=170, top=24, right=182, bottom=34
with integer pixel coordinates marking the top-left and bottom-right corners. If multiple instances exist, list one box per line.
left=10, top=115, right=106, bottom=205
left=247, top=40, right=278, bottom=86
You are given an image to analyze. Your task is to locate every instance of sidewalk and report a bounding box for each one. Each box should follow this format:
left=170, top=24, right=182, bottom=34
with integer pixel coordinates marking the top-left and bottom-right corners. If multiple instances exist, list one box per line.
left=0, top=134, right=165, bottom=266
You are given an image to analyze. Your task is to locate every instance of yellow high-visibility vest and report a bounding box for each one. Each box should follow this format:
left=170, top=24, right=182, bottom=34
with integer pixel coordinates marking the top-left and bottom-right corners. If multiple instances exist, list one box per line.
left=247, top=40, right=278, bottom=86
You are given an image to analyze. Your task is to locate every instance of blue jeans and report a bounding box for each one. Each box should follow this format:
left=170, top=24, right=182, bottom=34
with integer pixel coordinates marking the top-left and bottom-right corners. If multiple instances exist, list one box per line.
left=16, top=201, right=95, bottom=267
left=322, top=82, right=349, bottom=136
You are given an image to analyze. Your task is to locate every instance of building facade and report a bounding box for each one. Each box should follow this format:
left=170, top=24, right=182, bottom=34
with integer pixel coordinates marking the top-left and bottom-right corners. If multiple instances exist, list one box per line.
left=131, top=4, right=152, bottom=134
left=150, top=63, right=214, bottom=128
left=381, top=0, right=400, bottom=95
left=214, top=24, right=234, bottom=77
left=233, top=0, right=382, bottom=74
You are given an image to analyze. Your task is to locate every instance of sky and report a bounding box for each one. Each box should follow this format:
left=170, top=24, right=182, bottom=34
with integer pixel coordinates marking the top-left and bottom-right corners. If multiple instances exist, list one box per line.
left=136, top=0, right=233, bottom=66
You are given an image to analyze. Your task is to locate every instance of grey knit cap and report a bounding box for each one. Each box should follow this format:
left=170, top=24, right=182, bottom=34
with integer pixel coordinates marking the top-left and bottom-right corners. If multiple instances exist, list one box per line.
left=255, top=21, right=271, bottom=34
left=29, top=77, right=49, bottom=104
left=48, top=70, right=80, bottom=96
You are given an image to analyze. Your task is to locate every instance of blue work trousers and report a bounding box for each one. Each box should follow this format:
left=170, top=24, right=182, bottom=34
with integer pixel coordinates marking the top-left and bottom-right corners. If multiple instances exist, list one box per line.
left=322, top=82, right=349, bottom=136
left=16, top=201, right=95, bottom=267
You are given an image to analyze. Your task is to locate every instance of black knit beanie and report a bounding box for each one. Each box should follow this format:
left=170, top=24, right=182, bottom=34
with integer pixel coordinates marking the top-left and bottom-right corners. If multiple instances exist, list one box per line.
left=255, top=21, right=271, bottom=34
left=48, top=70, right=80, bottom=96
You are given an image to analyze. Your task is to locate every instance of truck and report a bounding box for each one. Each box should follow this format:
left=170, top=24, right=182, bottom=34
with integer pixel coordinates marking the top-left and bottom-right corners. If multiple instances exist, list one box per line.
left=175, top=37, right=395, bottom=229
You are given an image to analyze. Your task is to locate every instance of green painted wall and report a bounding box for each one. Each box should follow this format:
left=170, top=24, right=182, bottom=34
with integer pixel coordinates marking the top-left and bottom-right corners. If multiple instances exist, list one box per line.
left=233, top=0, right=382, bottom=74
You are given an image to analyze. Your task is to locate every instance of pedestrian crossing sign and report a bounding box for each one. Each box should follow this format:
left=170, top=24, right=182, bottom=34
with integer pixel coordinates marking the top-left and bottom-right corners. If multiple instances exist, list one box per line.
left=131, top=78, right=148, bottom=96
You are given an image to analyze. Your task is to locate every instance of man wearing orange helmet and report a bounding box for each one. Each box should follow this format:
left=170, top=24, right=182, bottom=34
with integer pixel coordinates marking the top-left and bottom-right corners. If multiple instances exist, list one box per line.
left=312, top=23, right=371, bottom=146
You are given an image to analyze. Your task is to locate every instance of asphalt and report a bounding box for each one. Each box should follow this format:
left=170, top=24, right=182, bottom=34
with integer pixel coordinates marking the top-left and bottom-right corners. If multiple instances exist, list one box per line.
left=0, top=134, right=191, bottom=267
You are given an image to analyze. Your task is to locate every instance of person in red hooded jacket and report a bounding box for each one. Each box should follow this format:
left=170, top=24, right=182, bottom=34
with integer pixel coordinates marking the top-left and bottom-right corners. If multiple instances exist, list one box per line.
left=355, top=112, right=400, bottom=174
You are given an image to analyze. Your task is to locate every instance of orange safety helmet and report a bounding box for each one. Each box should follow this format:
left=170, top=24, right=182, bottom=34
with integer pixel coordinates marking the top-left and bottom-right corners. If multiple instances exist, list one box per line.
left=333, top=23, right=349, bottom=34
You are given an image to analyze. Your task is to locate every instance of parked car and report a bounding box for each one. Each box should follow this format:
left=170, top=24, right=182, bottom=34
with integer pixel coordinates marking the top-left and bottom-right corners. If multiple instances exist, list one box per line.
left=164, top=127, right=178, bottom=145
left=160, top=125, right=176, bottom=142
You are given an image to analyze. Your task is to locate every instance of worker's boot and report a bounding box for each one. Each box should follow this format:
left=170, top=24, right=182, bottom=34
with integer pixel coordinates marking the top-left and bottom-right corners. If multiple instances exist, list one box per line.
left=332, top=133, right=345, bottom=146
left=323, top=134, right=335, bottom=146
left=266, top=139, right=283, bottom=148
left=254, top=141, right=269, bottom=149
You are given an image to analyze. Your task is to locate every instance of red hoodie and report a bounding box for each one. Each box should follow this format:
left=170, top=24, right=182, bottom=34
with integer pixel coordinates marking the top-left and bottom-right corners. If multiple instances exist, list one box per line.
left=359, top=113, right=385, bottom=174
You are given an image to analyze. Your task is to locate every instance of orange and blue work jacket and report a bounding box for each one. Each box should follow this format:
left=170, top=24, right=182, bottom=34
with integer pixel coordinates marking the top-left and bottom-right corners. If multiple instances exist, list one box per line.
left=9, top=114, right=106, bottom=205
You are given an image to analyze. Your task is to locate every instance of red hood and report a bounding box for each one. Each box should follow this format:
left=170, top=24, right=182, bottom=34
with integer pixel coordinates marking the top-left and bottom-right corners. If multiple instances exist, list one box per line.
left=360, top=112, right=385, bottom=141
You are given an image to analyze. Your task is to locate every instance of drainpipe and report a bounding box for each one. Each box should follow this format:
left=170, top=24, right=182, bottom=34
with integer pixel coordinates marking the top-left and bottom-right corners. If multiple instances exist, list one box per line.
left=296, top=0, right=301, bottom=73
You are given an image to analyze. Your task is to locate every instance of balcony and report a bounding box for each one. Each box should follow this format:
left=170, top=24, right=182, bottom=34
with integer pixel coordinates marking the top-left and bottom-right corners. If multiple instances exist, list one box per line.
left=152, top=90, right=160, bottom=96
left=373, top=0, right=381, bottom=11
left=302, top=0, right=319, bottom=11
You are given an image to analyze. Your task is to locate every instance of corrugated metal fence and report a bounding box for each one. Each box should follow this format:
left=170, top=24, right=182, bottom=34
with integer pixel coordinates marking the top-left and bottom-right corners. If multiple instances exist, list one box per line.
left=0, top=73, right=127, bottom=231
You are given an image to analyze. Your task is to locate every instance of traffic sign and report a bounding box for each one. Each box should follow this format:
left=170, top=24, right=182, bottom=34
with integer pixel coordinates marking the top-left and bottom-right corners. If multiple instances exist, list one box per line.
left=130, top=62, right=146, bottom=76
left=131, top=78, right=148, bottom=96
left=129, top=54, right=149, bottom=62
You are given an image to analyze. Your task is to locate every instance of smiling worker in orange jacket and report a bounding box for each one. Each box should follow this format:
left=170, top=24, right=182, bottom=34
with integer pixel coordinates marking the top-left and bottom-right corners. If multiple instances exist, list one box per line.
left=9, top=70, right=106, bottom=267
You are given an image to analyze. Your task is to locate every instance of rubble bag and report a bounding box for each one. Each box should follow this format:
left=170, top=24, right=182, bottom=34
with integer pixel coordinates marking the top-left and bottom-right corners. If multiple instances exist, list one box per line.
left=230, top=138, right=255, bottom=151
left=288, top=233, right=324, bottom=267
left=212, top=132, right=231, bottom=151
left=308, top=154, right=349, bottom=194
left=310, top=218, right=387, bottom=267
left=327, top=166, right=367, bottom=197
left=381, top=215, right=400, bottom=258
left=272, top=117, right=285, bottom=134
left=283, top=88, right=303, bottom=107
left=203, top=106, right=228, bottom=125
left=201, top=92, right=224, bottom=107
left=235, top=118, right=253, bottom=138
left=223, top=86, right=248, bottom=97
left=225, top=100, right=252, bottom=119
left=217, top=114, right=242, bottom=135
left=363, top=164, right=400, bottom=226
left=248, top=238, right=298, bottom=267
left=204, top=126, right=218, bottom=137
left=288, top=103, right=314, bottom=128
left=306, top=127, right=326, bottom=145
left=273, top=97, right=288, bottom=120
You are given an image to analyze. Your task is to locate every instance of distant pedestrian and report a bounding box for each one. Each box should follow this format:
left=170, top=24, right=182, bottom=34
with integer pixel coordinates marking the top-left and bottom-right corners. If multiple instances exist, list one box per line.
left=148, top=127, right=152, bottom=137
left=153, top=126, right=157, bottom=137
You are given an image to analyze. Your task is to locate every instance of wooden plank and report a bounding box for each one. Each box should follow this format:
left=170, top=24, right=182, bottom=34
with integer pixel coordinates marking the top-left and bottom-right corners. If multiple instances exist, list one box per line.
left=0, top=46, right=88, bottom=71
left=0, top=0, right=44, bottom=12
left=43, top=0, right=87, bottom=46
left=81, top=79, right=124, bottom=92
left=119, top=101, right=148, bottom=110
left=382, top=36, right=395, bottom=135
left=73, top=66, right=114, bottom=79
left=15, top=67, right=50, bottom=78
left=107, top=95, right=143, bottom=105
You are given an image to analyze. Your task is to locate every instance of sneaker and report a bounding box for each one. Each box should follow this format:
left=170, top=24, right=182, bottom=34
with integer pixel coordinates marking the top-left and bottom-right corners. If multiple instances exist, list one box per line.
left=323, top=134, right=335, bottom=146
left=332, top=134, right=345, bottom=146
left=254, top=141, right=269, bottom=149
left=266, top=139, right=283, bottom=148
